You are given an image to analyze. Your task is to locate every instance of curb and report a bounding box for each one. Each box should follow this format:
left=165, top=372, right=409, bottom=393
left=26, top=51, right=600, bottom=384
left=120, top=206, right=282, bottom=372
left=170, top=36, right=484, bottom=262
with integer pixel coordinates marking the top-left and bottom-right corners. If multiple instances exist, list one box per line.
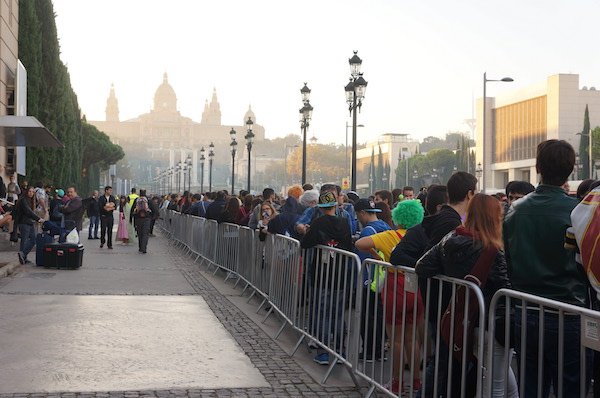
left=0, top=260, right=20, bottom=278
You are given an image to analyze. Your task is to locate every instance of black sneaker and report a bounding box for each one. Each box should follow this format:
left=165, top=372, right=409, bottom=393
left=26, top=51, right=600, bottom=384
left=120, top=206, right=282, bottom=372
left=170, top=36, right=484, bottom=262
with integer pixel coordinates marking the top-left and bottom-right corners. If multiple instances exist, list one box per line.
left=17, top=252, right=25, bottom=265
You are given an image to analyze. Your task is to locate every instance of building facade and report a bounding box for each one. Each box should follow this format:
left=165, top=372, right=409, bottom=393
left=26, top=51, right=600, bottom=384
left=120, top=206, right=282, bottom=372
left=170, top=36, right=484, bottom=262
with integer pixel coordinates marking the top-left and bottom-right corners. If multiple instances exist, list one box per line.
left=476, top=73, right=600, bottom=192
left=0, top=0, right=19, bottom=177
left=355, top=133, right=420, bottom=192
left=89, top=74, right=265, bottom=187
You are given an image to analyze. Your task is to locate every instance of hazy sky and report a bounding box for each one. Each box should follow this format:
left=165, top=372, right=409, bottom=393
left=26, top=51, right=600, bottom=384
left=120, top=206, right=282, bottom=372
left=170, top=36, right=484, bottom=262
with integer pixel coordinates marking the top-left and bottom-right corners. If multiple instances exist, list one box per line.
left=52, top=0, right=599, bottom=145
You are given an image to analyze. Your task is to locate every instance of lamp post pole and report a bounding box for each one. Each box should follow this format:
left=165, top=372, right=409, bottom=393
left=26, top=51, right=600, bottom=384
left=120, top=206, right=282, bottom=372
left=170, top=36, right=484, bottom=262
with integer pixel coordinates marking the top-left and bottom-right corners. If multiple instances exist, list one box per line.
left=199, top=147, right=205, bottom=193
left=177, top=162, right=182, bottom=193
left=208, top=142, right=214, bottom=192
left=482, top=72, right=513, bottom=193
left=300, top=83, right=313, bottom=186
left=186, top=155, right=192, bottom=192
left=230, top=128, right=237, bottom=195
left=245, top=117, right=255, bottom=192
left=168, top=167, right=173, bottom=194
left=345, top=52, right=368, bottom=192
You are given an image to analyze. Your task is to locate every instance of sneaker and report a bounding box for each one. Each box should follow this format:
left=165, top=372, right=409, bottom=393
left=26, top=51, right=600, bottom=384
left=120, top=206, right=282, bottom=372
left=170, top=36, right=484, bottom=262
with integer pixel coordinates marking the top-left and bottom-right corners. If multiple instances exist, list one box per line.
left=108, top=246, right=113, bottom=250
left=308, top=339, right=319, bottom=349
left=17, top=252, right=25, bottom=265
left=100, top=243, right=104, bottom=248
left=313, top=352, right=330, bottom=365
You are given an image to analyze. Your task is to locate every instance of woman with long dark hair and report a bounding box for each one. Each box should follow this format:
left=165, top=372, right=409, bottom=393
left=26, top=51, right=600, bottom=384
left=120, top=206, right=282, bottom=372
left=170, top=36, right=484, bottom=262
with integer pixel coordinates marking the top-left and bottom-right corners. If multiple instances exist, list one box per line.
left=416, top=194, right=514, bottom=397
left=218, top=197, right=242, bottom=224
left=16, top=187, right=42, bottom=264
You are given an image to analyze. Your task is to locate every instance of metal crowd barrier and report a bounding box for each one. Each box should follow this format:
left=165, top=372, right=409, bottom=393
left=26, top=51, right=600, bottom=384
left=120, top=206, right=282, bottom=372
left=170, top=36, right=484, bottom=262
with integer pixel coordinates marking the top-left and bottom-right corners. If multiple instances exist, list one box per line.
left=354, top=259, right=486, bottom=398
left=487, top=288, right=600, bottom=398
left=213, top=222, right=240, bottom=281
left=236, top=226, right=255, bottom=292
left=263, top=234, right=302, bottom=339
left=291, top=245, right=362, bottom=384
left=247, top=233, right=274, bottom=305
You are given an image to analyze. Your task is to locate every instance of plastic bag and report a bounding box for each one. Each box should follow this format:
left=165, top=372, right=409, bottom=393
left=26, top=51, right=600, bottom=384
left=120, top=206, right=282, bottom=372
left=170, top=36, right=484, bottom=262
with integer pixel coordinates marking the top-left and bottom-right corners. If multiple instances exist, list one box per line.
left=65, top=228, right=80, bottom=244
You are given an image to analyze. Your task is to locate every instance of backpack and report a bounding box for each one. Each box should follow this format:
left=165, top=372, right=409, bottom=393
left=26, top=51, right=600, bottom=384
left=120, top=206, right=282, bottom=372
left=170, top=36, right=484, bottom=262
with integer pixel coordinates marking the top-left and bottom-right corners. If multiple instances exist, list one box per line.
left=135, top=197, right=150, bottom=218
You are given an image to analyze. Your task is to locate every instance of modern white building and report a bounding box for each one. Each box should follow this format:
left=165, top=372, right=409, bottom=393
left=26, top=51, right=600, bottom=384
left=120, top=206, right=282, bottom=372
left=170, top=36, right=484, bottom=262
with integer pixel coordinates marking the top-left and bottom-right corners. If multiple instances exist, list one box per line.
left=476, top=73, right=600, bottom=192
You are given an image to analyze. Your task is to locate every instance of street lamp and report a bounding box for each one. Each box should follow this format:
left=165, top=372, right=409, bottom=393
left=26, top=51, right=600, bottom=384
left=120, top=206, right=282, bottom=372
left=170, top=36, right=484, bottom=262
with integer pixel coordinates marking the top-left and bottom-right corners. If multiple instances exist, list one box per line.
left=176, top=161, right=182, bottom=193
left=483, top=72, right=513, bottom=192
left=245, top=117, right=255, bottom=192
left=208, top=142, right=215, bottom=192
left=168, top=167, right=174, bottom=194
left=345, top=51, right=368, bottom=191
left=299, top=83, right=313, bottom=185
left=345, top=122, right=364, bottom=179
left=186, top=154, right=192, bottom=192
left=230, top=127, right=237, bottom=195
left=199, top=147, right=205, bottom=193
left=577, top=131, right=594, bottom=179
left=476, top=162, right=483, bottom=191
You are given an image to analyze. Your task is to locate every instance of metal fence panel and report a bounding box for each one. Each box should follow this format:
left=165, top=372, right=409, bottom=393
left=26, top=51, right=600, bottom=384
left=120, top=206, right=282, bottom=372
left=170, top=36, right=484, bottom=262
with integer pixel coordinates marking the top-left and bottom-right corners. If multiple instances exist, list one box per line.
left=486, top=288, right=599, bottom=398
left=353, top=259, right=486, bottom=398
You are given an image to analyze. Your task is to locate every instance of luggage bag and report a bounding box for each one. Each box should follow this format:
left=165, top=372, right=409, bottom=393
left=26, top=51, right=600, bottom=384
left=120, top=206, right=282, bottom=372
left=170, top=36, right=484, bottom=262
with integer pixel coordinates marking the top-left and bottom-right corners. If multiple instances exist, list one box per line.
left=43, top=243, right=84, bottom=269
left=35, top=232, right=54, bottom=266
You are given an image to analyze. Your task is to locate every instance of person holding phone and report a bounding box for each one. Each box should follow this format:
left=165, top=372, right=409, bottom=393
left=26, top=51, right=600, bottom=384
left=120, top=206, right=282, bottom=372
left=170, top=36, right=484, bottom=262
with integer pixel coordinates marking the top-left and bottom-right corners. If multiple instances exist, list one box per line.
left=257, top=202, right=277, bottom=241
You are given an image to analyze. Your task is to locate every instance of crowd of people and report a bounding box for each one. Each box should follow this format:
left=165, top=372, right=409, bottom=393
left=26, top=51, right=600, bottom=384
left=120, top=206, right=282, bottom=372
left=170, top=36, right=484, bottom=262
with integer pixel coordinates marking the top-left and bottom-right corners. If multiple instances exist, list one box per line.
left=163, top=139, right=599, bottom=397
left=0, top=179, right=161, bottom=261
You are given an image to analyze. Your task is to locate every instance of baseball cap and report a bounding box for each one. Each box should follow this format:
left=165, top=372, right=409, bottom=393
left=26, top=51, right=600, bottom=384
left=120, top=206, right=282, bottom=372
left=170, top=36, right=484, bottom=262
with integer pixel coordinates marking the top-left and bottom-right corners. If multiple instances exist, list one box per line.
left=354, top=198, right=382, bottom=213
left=317, top=191, right=337, bottom=208
left=55, top=189, right=65, bottom=198
left=346, top=191, right=360, bottom=203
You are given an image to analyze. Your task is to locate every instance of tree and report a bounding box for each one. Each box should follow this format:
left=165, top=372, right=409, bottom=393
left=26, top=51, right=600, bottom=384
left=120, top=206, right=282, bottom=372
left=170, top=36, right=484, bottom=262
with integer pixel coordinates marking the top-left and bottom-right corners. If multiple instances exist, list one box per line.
left=286, top=143, right=346, bottom=185
left=384, top=160, right=391, bottom=191
left=369, top=147, right=375, bottom=192
left=376, top=145, right=384, bottom=191
left=592, top=126, right=600, bottom=178
left=580, top=105, right=591, bottom=179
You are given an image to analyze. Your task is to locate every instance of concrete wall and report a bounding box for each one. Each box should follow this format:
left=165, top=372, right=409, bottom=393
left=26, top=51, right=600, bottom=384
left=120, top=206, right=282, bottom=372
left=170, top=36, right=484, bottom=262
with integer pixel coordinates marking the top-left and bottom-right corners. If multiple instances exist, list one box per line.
left=0, top=0, right=18, bottom=180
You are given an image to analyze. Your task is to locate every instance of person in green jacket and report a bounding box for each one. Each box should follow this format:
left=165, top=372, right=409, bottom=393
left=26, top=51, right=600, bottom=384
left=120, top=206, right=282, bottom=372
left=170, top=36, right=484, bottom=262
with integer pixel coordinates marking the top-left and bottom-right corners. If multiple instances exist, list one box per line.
left=504, top=139, right=590, bottom=397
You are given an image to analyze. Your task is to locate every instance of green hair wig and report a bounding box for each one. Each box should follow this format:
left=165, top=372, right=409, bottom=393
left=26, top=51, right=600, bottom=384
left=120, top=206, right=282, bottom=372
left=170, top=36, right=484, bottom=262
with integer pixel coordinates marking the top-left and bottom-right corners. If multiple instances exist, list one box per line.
left=392, top=199, right=424, bottom=229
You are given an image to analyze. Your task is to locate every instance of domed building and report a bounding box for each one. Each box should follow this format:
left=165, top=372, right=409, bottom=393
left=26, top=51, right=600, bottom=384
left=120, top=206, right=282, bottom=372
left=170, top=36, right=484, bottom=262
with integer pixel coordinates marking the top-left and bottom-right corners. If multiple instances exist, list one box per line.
left=89, top=73, right=266, bottom=187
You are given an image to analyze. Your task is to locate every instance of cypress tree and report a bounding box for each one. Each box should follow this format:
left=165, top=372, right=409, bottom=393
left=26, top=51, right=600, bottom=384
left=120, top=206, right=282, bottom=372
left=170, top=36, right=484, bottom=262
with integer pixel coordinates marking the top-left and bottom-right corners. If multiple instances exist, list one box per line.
left=369, top=147, right=375, bottom=193
left=384, top=160, right=391, bottom=191
left=580, top=104, right=591, bottom=179
left=377, top=145, right=384, bottom=191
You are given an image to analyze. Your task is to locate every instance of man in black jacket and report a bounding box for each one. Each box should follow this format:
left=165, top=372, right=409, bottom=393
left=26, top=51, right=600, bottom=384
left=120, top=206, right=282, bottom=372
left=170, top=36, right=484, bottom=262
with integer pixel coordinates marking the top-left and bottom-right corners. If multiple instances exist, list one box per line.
left=61, top=187, right=84, bottom=232
left=205, top=191, right=227, bottom=221
left=131, top=189, right=158, bottom=254
left=98, top=186, right=117, bottom=249
left=301, top=191, right=353, bottom=366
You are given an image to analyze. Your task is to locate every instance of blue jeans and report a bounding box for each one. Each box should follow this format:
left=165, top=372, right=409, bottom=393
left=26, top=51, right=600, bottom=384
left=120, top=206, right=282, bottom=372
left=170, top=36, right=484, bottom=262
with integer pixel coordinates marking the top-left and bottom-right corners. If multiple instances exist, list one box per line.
left=514, top=308, right=591, bottom=398
left=18, top=223, right=36, bottom=260
left=88, top=215, right=99, bottom=238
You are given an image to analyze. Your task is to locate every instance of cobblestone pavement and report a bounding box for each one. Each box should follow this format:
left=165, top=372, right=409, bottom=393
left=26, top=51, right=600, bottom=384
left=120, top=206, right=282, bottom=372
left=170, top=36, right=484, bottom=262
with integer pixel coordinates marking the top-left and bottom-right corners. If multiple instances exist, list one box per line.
left=0, top=232, right=365, bottom=398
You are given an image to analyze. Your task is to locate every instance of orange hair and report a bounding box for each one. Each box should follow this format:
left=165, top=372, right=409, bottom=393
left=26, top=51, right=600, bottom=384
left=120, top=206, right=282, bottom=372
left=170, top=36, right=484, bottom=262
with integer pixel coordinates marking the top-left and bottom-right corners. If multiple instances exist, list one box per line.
left=464, top=193, right=503, bottom=250
left=287, top=185, right=304, bottom=199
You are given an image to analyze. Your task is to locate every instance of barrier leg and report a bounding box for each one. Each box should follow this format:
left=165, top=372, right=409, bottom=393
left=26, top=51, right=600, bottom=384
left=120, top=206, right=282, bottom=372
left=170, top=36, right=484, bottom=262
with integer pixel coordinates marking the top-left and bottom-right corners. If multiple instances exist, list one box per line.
left=262, top=307, right=274, bottom=323
left=246, top=290, right=256, bottom=303
left=240, top=282, right=249, bottom=295
left=291, top=334, right=306, bottom=356
left=256, top=298, right=267, bottom=313
left=321, top=361, right=337, bottom=384
left=273, top=319, right=287, bottom=340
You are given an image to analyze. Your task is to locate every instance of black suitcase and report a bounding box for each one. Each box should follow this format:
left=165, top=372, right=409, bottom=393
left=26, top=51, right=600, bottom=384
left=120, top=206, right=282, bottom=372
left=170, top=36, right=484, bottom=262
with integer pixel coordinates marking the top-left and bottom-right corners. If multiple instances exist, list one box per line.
left=43, top=243, right=84, bottom=269
left=35, top=232, right=54, bottom=266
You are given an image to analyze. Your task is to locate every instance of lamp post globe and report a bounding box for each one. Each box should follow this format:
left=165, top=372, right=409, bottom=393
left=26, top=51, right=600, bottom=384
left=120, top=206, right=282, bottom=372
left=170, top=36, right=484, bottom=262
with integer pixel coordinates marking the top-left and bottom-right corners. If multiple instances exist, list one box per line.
left=299, top=84, right=313, bottom=186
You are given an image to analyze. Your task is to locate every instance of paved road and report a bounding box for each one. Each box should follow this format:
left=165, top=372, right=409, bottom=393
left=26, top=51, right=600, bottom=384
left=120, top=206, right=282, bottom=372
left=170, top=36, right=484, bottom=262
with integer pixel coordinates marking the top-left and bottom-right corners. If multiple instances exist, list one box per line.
left=0, top=230, right=362, bottom=397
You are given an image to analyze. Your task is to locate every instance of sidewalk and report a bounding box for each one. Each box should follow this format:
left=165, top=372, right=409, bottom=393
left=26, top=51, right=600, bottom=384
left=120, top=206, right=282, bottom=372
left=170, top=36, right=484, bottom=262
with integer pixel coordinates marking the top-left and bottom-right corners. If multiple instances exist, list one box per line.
left=0, top=229, right=363, bottom=397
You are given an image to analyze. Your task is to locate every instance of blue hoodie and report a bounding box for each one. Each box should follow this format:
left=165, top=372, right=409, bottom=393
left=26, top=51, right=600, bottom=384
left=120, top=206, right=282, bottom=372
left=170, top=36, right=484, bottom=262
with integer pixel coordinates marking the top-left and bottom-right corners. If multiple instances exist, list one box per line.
left=267, top=196, right=304, bottom=239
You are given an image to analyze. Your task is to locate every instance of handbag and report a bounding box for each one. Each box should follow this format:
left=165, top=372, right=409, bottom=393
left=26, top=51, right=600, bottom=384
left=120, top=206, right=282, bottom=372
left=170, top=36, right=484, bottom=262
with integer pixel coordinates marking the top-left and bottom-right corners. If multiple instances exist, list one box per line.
left=440, top=233, right=497, bottom=362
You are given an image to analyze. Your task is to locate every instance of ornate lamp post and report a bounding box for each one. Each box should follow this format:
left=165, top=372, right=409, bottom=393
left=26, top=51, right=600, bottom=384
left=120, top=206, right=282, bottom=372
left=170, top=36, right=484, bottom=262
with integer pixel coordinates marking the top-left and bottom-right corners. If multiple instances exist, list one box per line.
left=208, top=142, right=215, bottom=192
left=245, top=117, right=255, bottom=192
left=345, top=51, right=368, bottom=191
left=186, top=154, right=192, bottom=192
left=199, top=147, right=205, bottom=193
left=482, top=72, right=513, bottom=192
left=299, top=83, right=313, bottom=185
left=168, top=167, right=174, bottom=194
left=176, top=161, right=183, bottom=193
left=230, top=128, right=237, bottom=195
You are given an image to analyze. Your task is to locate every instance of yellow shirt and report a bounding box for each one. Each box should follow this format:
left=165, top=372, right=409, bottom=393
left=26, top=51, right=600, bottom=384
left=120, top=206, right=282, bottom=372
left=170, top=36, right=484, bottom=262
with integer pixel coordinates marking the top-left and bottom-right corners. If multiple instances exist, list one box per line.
left=370, top=228, right=406, bottom=262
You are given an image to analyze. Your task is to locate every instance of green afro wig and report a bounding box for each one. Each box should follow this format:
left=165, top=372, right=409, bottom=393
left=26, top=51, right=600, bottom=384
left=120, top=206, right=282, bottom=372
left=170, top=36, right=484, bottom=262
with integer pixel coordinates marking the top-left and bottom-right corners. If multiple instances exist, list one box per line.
left=392, top=199, right=424, bottom=229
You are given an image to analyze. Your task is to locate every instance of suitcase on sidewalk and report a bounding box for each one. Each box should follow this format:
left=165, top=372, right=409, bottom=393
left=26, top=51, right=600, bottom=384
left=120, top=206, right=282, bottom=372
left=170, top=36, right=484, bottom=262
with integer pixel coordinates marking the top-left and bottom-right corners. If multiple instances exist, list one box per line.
left=35, top=232, right=54, bottom=266
left=43, top=243, right=84, bottom=269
